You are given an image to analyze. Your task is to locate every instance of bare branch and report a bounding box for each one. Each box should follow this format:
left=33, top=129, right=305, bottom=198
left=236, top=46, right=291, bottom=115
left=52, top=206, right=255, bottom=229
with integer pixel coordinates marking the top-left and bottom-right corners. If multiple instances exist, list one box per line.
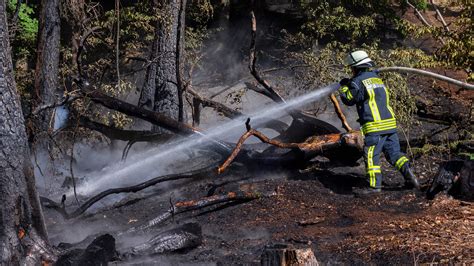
left=406, top=0, right=432, bottom=27
left=78, top=80, right=198, bottom=135
left=41, top=164, right=219, bottom=219
left=249, top=11, right=286, bottom=104
left=78, top=116, right=174, bottom=142
left=406, top=0, right=445, bottom=44
left=77, top=26, right=104, bottom=76
left=115, top=0, right=121, bottom=92
left=30, top=94, right=81, bottom=116
left=217, top=119, right=362, bottom=174
left=430, top=0, right=450, bottom=32
left=329, top=93, right=352, bottom=132
left=188, top=87, right=242, bottom=119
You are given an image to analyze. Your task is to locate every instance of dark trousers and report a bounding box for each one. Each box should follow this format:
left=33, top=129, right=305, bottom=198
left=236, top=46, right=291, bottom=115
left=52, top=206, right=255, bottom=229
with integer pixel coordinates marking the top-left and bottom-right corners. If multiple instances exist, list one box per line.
left=364, top=132, right=410, bottom=188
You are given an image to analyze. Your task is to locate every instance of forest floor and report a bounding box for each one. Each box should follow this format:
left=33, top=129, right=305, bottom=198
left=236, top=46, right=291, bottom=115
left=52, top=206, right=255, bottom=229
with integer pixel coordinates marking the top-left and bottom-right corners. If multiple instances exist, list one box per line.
left=42, top=7, right=474, bottom=264
left=44, top=154, right=473, bottom=265
left=42, top=70, right=473, bottom=265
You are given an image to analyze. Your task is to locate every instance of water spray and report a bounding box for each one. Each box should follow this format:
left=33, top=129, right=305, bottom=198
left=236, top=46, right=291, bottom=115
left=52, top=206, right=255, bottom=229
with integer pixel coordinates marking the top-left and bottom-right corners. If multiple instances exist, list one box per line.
left=67, top=83, right=339, bottom=197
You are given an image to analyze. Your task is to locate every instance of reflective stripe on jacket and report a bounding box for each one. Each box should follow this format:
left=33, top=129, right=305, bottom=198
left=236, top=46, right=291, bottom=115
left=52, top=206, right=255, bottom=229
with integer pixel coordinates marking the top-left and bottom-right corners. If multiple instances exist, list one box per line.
left=339, top=70, right=397, bottom=135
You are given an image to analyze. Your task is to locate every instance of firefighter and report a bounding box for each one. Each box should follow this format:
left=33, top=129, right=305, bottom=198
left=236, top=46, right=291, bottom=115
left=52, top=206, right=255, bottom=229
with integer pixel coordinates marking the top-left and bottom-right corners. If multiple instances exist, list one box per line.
left=338, top=50, right=421, bottom=194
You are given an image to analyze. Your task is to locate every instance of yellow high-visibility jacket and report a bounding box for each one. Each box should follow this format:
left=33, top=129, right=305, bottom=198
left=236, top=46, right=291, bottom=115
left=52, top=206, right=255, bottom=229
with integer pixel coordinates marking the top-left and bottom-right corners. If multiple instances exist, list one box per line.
left=339, top=70, right=397, bottom=135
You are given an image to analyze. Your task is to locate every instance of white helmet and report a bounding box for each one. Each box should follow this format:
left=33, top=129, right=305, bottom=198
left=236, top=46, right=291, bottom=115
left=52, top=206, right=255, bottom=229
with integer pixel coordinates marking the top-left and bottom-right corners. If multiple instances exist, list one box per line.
left=345, top=50, right=374, bottom=68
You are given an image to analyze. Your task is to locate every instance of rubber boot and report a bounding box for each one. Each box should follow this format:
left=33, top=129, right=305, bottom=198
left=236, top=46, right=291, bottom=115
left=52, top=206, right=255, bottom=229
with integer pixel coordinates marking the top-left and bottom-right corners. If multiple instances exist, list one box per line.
left=403, top=167, right=421, bottom=191
left=353, top=187, right=382, bottom=196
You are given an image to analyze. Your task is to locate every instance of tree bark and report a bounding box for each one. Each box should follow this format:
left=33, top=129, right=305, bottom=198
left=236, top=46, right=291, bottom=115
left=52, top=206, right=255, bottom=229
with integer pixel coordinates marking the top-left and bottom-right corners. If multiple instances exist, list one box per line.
left=33, top=0, right=61, bottom=133
left=139, top=0, right=186, bottom=126
left=0, top=1, right=50, bottom=263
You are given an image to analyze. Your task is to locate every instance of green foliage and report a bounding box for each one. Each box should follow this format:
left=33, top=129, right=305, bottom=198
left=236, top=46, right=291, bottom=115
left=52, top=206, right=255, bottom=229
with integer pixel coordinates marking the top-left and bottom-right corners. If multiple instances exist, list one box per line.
left=437, top=1, right=473, bottom=74
left=7, top=0, right=38, bottom=58
left=296, top=0, right=402, bottom=46
left=187, top=0, right=214, bottom=26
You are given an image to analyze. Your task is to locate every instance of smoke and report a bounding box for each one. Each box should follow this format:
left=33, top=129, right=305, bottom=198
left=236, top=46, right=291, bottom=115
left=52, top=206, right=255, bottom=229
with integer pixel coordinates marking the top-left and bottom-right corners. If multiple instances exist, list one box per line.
left=39, top=16, right=347, bottom=263
left=60, top=84, right=336, bottom=201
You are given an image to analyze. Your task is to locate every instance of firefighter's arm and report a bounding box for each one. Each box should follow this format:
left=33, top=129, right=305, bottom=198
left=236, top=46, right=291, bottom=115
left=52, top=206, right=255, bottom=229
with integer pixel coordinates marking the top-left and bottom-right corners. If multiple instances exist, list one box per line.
left=338, top=78, right=361, bottom=106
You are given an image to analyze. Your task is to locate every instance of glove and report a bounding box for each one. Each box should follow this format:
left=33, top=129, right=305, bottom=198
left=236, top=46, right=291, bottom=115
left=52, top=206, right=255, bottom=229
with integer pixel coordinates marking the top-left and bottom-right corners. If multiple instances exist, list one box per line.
left=339, top=78, right=350, bottom=86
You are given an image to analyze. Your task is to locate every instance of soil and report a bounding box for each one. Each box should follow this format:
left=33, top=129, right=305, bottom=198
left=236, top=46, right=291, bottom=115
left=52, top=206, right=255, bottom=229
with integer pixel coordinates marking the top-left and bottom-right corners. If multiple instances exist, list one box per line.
left=44, top=154, right=473, bottom=265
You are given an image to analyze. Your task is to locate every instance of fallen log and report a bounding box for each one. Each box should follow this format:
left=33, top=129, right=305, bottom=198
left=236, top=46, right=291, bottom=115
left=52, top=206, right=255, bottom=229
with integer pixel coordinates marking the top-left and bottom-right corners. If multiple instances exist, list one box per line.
left=218, top=118, right=363, bottom=174
left=124, top=223, right=202, bottom=257
left=41, top=164, right=219, bottom=219
left=123, top=190, right=262, bottom=235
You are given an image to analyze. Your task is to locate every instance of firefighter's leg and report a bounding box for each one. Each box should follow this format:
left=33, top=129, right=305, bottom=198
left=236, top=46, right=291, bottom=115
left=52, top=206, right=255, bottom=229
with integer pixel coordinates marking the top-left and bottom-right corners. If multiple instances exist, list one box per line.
left=364, top=135, right=385, bottom=189
left=383, top=133, right=420, bottom=190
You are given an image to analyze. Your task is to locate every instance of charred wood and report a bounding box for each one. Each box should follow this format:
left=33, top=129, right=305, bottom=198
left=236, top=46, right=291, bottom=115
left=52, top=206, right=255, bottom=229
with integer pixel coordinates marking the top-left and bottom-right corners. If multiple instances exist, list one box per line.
left=427, top=156, right=474, bottom=200
left=261, top=244, right=319, bottom=266
left=124, top=223, right=202, bottom=257
left=218, top=119, right=363, bottom=174
left=56, top=234, right=117, bottom=266
left=123, top=191, right=262, bottom=234
left=249, top=12, right=285, bottom=104
left=188, top=87, right=242, bottom=119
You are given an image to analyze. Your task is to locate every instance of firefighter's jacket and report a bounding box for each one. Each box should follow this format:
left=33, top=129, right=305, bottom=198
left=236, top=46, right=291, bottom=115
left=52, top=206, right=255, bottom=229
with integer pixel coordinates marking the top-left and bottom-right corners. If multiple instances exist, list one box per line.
left=339, top=70, right=397, bottom=136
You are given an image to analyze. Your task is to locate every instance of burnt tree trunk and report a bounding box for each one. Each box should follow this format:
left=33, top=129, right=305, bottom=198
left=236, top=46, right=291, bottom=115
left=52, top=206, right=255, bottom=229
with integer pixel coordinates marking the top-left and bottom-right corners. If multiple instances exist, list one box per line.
left=139, top=0, right=186, bottom=128
left=0, top=1, right=50, bottom=263
left=33, top=0, right=61, bottom=134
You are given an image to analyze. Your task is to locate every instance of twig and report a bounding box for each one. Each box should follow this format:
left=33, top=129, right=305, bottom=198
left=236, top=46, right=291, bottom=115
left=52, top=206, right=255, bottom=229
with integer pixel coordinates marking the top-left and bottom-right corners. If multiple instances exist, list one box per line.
left=406, top=0, right=432, bottom=27
left=30, top=94, right=81, bottom=117
left=406, top=0, right=445, bottom=44
left=188, top=87, right=242, bottom=119
left=77, top=26, right=103, bottom=77
left=430, top=0, right=449, bottom=32
left=41, top=164, right=219, bottom=219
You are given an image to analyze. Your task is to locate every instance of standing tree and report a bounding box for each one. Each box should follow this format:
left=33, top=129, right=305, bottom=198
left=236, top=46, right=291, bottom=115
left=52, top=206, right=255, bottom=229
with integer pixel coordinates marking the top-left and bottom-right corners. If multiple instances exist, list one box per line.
left=0, top=0, right=52, bottom=263
left=139, top=0, right=186, bottom=125
left=33, top=0, right=61, bottom=135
